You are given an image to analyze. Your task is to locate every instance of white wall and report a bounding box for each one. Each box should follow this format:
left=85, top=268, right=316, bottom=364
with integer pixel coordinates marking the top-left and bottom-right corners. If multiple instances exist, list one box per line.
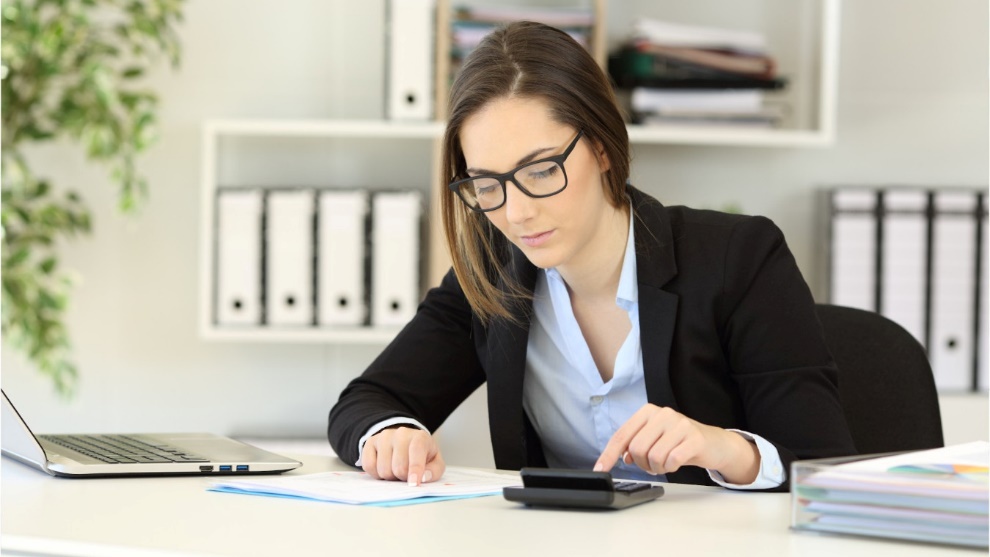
left=2, top=1, right=987, bottom=464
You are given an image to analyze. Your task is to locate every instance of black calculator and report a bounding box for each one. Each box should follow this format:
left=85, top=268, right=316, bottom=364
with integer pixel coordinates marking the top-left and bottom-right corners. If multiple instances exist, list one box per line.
left=503, top=468, right=665, bottom=510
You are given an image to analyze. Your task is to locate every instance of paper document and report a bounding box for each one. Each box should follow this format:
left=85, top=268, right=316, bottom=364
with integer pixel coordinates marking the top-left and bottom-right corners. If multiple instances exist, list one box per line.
left=792, top=442, right=989, bottom=548
left=210, top=467, right=521, bottom=506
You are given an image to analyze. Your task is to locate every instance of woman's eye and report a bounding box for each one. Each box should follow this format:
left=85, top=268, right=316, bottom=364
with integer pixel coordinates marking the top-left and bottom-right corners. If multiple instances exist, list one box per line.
left=528, top=164, right=559, bottom=180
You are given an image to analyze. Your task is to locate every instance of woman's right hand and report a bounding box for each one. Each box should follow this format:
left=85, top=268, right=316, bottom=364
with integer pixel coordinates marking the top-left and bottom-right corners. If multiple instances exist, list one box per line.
left=361, top=426, right=446, bottom=487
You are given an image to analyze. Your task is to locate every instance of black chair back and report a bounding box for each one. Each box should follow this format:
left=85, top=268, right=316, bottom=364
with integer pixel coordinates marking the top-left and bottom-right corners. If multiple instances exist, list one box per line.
left=815, top=304, right=944, bottom=454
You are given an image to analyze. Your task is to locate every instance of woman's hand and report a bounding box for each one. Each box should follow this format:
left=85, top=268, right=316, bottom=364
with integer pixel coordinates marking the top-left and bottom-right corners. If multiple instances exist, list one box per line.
left=361, top=426, right=446, bottom=486
left=595, top=404, right=760, bottom=484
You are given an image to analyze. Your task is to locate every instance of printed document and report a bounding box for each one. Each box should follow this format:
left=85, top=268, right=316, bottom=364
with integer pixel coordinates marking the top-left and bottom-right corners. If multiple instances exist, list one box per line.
left=210, top=467, right=522, bottom=506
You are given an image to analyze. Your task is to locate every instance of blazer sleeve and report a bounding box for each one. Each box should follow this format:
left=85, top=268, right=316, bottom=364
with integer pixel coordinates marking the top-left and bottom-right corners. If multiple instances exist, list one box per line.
left=327, top=269, right=487, bottom=466
left=718, top=216, right=856, bottom=491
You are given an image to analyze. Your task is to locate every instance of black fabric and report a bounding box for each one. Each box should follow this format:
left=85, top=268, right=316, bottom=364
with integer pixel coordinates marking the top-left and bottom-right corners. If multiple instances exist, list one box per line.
left=815, top=304, right=944, bottom=454
left=328, top=186, right=857, bottom=491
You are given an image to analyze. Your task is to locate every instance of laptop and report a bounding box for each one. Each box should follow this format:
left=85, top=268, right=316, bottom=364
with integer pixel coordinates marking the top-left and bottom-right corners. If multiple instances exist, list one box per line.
left=1, top=390, right=302, bottom=477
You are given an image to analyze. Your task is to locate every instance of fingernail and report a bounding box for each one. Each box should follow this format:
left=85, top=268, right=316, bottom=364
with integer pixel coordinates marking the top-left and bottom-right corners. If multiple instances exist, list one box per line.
left=407, top=473, right=418, bottom=487
left=593, top=462, right=603, bottom=472
left=422, top=470, right=433, bottom=483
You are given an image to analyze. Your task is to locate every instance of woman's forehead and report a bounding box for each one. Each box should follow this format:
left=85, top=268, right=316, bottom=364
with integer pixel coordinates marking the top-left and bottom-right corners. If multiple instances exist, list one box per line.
left=460, top=97, right=572, bottom=169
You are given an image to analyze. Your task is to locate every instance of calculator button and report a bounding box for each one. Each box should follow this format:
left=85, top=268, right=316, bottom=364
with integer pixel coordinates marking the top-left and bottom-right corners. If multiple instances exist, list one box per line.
left=614, top=481, right=651, bottom=493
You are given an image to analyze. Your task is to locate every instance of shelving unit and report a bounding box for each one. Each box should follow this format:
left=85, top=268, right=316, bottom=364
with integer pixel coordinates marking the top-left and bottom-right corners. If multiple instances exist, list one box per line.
left=198, top=120, right=441, bottom=344
left=200, top=0, right=842, bottom=344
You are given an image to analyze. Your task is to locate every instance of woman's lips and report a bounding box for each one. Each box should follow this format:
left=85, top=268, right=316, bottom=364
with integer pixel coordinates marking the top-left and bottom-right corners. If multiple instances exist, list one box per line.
left=520, top=230, right=553, bottom=247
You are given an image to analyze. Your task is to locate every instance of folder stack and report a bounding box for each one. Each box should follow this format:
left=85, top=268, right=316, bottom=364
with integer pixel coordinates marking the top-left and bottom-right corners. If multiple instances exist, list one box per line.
left=212, top=187, right=423, bottom=331
left=445, top=5, right=595, bottom=91
left=826, top=186, right=989, bottom=392
left=609, top=18, right=787, bottom=128
left=792, top=442, right=990, bottom=548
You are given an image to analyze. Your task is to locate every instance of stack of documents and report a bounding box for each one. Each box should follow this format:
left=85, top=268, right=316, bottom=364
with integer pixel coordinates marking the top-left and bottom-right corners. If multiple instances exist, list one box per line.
left=792, top=442, right=989, bottom=548
left=210, top=467, right=521, bottom=507
left=609, top=17, right=786, bottom=129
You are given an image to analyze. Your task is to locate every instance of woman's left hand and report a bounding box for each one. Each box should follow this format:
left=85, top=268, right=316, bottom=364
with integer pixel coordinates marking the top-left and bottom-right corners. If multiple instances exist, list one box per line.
left=595, top=404, right=760, bottom=484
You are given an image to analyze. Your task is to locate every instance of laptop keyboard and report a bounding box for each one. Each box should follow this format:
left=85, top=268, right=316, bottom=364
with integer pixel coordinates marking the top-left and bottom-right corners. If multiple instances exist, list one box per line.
left=39, top=434, right=209, bottom=464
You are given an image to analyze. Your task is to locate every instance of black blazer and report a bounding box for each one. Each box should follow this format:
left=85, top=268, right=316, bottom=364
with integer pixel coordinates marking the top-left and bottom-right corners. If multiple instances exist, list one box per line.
left=328, top=186, right=856, bottom=491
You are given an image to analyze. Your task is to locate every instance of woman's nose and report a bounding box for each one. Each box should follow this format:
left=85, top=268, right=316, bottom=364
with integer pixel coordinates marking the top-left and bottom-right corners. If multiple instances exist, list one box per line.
left=503, top=180, right=536, bottom=224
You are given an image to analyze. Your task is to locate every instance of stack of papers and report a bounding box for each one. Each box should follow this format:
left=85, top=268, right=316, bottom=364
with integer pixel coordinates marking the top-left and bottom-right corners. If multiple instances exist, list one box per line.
left=792, top=442, right=989, bottom=548
left=209, top=467, right=522, bottom=507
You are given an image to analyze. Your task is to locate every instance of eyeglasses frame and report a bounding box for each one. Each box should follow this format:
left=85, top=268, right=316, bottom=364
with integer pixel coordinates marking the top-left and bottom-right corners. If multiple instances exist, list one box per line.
left=448, top=129, right=585, bottom=213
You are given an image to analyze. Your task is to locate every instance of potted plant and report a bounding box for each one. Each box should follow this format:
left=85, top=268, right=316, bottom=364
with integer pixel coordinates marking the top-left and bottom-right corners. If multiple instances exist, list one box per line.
left=1, top=0, right=184, bottom=396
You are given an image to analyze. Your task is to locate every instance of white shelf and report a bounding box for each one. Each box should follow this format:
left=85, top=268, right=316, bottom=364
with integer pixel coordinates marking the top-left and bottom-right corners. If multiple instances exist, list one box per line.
left=200, top=327, right=402, bottom=344
left=203, top=118, right=834, bottom=147
left=626, top=125, right=832, bottom=147
left=205, top=119, right=444, bottom=139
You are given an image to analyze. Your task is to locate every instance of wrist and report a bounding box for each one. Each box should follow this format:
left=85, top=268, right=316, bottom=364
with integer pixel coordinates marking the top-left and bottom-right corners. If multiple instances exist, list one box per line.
left=713, top=429, right=760, bottom=484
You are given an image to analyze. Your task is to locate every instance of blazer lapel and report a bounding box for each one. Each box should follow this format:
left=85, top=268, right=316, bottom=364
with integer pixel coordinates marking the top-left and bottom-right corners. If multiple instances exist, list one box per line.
left=630, top=188, right=712, bottom=486
left=630, top=187, right=680, bottom=411
left=485, top=243, right=538, bottom=470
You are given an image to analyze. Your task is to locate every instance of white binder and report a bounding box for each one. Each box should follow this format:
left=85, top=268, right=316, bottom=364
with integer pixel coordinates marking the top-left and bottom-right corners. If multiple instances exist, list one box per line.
left=371, top=191, right=422, bottom=326
left=880, top=190, right=928, bottom=347
left=386, top=0, right=435, bottom=120
left=266, top=190, right=316, bottom=326
left=929, top=191, right=978, bottom=391
left=979, top=195, right=988, bottom=391
left=216, top=189, right=263, bottom=326
left=830, top=189, right=877, bottom=311
left=318, top=190, right=369, bottom=327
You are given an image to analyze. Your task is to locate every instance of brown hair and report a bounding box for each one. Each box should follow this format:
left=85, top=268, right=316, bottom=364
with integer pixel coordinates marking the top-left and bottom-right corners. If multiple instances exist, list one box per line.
left=440, top=21, right=630, bottom=323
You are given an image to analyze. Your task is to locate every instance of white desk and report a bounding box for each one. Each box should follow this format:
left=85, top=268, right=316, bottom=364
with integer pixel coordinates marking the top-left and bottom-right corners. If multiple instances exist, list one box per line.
left=0, top=454, right=968, bottom=557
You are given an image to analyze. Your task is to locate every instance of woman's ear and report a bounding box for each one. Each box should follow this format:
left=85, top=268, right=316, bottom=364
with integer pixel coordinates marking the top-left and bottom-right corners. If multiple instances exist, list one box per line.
left=594, top=140, right=611, bottom=173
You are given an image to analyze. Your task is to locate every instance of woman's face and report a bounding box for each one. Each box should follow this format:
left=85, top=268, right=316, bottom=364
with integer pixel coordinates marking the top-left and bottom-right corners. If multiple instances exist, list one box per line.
left=459, top=96, right=613, bottom=272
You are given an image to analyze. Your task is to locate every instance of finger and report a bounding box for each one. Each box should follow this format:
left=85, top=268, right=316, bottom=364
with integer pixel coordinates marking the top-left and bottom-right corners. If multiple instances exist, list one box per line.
left=376, top=436, right=397, bottom=481
left=626, top=411, right=673, bottom=473
left=423, top=450, right=445, bottom=483
left=392, top=436, right=410, bottom=481
left=595, top=407, right=653, bottom=472
left=646, top=426, right=688, bottom=475
left=662, top=421, right=709, bottom=473
left=362, top=438, right=380, bottom=479
left=406, top=432, right=431, bottom=486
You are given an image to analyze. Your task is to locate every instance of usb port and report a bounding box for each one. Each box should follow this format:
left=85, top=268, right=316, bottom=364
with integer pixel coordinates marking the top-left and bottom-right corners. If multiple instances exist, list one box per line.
left=219, top=465, right=232, bottom=472
left=236, top=465, right=249, bottom=472
left=199, top=465, right=213, bottom=472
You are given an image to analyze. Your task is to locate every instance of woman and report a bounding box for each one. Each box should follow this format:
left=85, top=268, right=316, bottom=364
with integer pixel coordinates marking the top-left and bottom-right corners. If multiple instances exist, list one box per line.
left=328, top=21, right=856, bottom=491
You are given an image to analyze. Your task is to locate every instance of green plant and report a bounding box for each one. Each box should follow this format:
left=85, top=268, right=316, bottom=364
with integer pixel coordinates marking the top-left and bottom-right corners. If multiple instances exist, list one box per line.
left=1, top=0, right=183, bottom=397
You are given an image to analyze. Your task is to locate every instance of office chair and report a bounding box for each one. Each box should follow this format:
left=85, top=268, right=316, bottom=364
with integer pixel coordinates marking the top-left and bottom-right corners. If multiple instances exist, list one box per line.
left=815, top=304, right=945, bottom=454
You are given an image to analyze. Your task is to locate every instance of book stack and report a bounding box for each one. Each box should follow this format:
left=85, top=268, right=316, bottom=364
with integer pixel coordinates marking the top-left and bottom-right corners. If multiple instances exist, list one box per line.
left=792, top=442, right=990, bottom=548
left=609, top=18, right=787, bottom=128
left=448, top=5, right=595, bottom=83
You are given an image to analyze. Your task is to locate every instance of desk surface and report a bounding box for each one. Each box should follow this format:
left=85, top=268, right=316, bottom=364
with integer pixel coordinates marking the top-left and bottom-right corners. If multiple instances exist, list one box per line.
left=0, top=454, right=971, bottom=557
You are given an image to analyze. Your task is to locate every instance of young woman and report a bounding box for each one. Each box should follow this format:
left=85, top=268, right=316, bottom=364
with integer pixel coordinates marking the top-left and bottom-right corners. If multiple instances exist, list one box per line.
left=328, top=21, right=856, bottom=491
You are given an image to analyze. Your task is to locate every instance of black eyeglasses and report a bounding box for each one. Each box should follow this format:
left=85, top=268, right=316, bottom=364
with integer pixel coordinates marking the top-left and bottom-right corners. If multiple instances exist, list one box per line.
left=449, top=130, right=585, bottom=213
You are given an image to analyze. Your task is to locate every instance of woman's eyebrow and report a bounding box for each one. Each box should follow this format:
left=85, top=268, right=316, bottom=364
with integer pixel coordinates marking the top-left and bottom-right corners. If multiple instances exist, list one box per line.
left=466, top=145, right=556, bottom=175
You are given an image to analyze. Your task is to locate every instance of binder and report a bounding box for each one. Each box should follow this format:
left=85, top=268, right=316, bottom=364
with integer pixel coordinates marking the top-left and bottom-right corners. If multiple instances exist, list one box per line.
left=385, top=0, right=435, bottom=120
left=266, top=189, right=316, bottom=326
left=215, top=189, right=263, bottom=326
left=880, top=190, right=928, bottom=346
left=829, top=189, right=877, bottom=312
left=978, top=194, right=988, bottom=391
left=317, top=190, right=369, bottom=327
left=371, top=191, right=422, bottom=326
left=929, top=191, right=978, bottom=391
